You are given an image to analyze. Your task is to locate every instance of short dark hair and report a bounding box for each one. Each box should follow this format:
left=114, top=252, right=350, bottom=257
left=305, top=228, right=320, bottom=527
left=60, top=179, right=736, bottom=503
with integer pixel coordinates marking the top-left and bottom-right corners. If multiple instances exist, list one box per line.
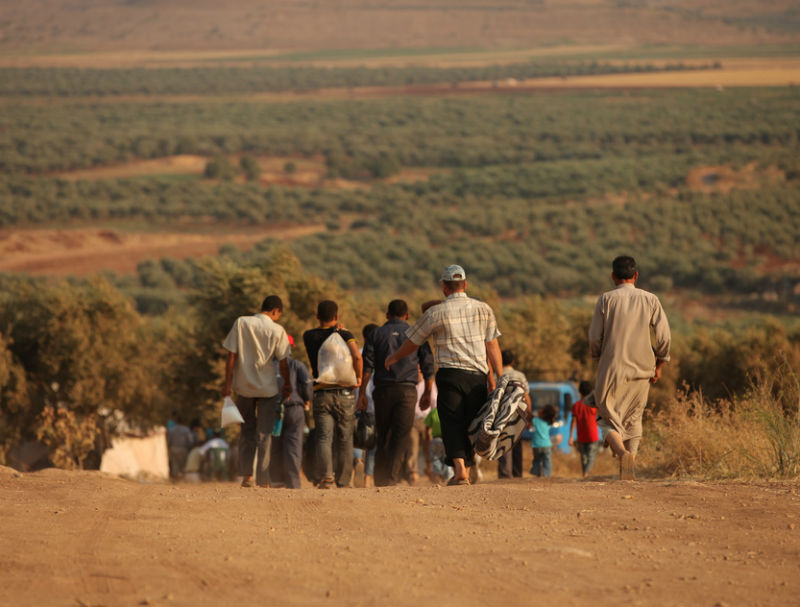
left=317, top=300, right=338, bottom=323
left=443, top=279, right=466, bottom=291
left=612, top=256, right=637, bottom=280
left=261, top=295, right=283, bottom=312
left=578, top=380, right=593, bottom=397
left=501, top=349, right=515, bottom=367
left=362, top=323, right=379, bottom=340
left=540, top=404, right=558, bottom=425
left=387, top=299, right=408, bottom=318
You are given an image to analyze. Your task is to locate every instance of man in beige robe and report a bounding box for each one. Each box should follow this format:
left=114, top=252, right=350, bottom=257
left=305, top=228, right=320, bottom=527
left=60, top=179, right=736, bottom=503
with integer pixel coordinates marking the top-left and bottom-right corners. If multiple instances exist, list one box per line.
left=588, top=256, right=670, bottom=480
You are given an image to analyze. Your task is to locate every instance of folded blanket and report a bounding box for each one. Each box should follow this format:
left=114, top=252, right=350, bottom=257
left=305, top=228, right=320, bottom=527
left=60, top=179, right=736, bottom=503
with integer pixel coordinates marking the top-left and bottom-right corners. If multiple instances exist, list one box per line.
left=468, top=374, right=529, bottom=460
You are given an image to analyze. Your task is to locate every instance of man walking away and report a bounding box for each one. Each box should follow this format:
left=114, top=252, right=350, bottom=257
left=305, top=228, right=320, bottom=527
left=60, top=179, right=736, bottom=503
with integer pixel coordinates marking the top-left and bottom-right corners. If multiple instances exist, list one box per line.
left=354, top=323, right=379, bottom=489
left=496, top=350, right=532, bottom=479
left=588, top=256, right=670, bottom=480
left=222, top=295, right=292, bottom=488
left=166, top=414, right=196, bottom=480
left=303, top=300, right=363, bottom=489
left=268, top=335, right=313, bottom=489
left=359, top=299, right=434, bottom=486
left=385, top=265, right=504, bottom=486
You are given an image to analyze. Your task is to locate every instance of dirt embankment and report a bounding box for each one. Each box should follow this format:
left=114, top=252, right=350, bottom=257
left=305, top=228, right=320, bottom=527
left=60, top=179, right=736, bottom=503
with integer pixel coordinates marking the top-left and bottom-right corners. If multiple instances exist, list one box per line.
left=0, top=466, right=798, bottom=606
left=0, top=225, right=324, bottom=277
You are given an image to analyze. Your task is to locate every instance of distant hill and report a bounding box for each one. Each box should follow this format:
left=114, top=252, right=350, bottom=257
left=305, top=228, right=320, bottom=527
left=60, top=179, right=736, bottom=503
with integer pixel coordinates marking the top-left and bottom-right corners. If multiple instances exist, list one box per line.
left=1, top=0, right=798, bottom=53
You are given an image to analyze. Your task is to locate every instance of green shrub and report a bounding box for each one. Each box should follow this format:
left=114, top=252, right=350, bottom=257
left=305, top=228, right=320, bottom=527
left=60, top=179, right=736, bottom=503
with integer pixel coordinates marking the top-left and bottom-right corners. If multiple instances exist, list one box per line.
left=204, top=156, right=235, bottom=181
left=240, top=155, right=261, bottom=181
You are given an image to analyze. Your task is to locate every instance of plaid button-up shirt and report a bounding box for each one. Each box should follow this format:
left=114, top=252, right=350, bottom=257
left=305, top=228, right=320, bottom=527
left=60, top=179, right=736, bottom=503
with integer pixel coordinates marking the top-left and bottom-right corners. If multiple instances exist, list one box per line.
left=405, top=292, right=500, bottom=374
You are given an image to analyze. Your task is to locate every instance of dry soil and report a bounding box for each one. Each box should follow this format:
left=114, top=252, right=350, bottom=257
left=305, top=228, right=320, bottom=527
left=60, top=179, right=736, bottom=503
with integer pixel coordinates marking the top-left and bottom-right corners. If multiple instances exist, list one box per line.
left=1, top=465, right=798, bottom=606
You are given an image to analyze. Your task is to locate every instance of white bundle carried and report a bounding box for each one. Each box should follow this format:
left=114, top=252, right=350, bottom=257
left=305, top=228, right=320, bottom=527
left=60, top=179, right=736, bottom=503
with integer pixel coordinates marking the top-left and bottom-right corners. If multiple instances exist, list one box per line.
left=220, top=396, right=245, bottom=427
left=315, top=331, right=357, bottom=386
left=467, top=375, right=529, bottom=460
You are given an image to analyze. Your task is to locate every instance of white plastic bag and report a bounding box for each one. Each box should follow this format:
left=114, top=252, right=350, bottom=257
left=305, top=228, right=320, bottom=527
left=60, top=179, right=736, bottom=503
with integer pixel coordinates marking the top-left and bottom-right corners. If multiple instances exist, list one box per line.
left=315, top=332, right=357, bottom=386
left=220, top=396, right=245, bottom=427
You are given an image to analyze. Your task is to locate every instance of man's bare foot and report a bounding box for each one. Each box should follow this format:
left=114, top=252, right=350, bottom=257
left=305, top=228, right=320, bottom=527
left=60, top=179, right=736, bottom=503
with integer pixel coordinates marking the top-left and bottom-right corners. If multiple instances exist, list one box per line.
left=452, top=458, right=468, bottom=481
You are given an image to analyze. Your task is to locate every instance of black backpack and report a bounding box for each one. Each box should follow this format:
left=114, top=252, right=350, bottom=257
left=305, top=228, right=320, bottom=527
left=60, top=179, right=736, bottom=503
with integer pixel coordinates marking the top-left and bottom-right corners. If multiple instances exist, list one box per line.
left=354, top=411, right=376, bottom=450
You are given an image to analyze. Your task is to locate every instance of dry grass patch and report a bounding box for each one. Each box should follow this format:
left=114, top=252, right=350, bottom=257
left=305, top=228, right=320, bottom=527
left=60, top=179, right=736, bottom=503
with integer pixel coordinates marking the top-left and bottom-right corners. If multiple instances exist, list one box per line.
left=51, top=154, right=445, bottom=190
left=642, top=361, right=800, bottom=479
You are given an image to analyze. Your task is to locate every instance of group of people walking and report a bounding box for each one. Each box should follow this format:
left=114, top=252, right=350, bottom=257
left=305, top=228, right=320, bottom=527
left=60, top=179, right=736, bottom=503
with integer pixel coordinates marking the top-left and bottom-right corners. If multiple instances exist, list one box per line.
left=220, top=256, right=670, bottom=487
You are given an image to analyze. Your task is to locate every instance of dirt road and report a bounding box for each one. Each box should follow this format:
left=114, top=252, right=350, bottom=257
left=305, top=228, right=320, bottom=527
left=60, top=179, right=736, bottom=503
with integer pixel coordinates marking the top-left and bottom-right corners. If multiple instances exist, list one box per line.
left=1, top=466, right=798, bottom=606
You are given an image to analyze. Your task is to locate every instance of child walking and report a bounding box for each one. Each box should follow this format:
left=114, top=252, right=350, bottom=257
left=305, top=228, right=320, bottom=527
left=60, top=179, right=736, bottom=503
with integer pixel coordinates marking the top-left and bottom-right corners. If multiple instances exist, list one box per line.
left=569, top=380, right=601, bottom=478
left=424, top=407, right=454, bottom=483
left=530, top=404, right=558, bottom=477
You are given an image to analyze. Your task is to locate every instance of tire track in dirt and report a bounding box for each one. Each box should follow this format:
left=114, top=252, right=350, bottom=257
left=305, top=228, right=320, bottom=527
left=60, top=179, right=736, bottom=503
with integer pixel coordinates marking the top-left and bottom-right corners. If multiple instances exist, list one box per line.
left=70, top=485, right=147, bottom=603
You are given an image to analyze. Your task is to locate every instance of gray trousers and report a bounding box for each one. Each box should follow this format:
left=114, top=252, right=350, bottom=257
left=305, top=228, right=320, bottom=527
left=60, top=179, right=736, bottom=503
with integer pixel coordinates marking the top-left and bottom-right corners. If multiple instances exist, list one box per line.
left=497, top=439, right=523, bottom=478
left=237, top=394, right=278, bottom=486
left=268, top=404, right=305, bottom=489
left=313, top=388, right=355, bottom=487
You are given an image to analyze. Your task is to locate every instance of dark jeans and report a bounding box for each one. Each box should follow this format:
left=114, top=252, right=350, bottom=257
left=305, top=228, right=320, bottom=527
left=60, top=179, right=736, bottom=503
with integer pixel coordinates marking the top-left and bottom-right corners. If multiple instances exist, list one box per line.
left=531, top=447, right=552, bottom=477
left=313, top=388, right=355, bottom=486
left=435, top=367, right=488, bottom=467
left=373, top=382, right=417, bottom=486
left=497, top=439, right=523, bottom=478
left=268, top=404, right=306, bottom=489
left=168, top=446, right=188, bottom=479
left=577, top=440, right=600, bottom=476
left=237, top=394, right=279, bottom=486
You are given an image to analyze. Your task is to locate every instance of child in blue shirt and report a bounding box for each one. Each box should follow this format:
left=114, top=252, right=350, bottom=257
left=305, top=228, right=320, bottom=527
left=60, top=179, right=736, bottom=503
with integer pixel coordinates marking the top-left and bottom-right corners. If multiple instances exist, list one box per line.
left=530, top=404, right=558, bottom=477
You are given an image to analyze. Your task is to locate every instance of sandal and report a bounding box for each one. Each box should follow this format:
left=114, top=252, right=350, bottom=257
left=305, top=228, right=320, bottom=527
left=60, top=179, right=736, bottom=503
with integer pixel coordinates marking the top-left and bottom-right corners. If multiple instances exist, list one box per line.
left=317, top=478, right=335, bottom=490
left=446, top=477, right=470, bottom=486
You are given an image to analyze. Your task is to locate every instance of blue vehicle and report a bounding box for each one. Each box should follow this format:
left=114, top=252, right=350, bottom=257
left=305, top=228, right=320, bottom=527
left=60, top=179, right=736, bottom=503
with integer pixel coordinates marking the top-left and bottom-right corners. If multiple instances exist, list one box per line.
left=523, top=381, right=580, bottom=454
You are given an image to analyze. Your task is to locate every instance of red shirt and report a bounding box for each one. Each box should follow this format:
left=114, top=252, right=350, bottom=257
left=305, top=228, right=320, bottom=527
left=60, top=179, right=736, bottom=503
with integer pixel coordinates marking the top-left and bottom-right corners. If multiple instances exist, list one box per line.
left=571, top=399, right=599, bottom=443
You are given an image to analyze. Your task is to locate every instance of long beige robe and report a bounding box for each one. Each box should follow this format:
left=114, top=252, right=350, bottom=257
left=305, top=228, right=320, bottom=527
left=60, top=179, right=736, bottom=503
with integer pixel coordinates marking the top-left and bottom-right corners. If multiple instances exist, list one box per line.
left=588, top=283, right=671, bottom=440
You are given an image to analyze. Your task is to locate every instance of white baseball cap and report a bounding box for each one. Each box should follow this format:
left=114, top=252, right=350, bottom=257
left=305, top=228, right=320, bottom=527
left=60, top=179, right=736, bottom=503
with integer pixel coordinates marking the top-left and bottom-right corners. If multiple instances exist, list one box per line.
left=441, top=264, right=466, bottom=281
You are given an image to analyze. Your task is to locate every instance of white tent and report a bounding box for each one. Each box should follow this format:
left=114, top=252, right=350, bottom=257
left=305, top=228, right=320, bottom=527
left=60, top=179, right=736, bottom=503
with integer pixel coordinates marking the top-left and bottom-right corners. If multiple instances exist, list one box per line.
left=100, top=427, right=169, bottom=480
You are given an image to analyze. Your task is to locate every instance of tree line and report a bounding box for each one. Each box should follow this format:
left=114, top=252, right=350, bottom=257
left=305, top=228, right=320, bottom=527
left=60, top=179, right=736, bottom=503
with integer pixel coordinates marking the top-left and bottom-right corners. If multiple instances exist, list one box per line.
left=3, top=88, right=797, bottom=174
left=0, top=61, right=709, bottom=98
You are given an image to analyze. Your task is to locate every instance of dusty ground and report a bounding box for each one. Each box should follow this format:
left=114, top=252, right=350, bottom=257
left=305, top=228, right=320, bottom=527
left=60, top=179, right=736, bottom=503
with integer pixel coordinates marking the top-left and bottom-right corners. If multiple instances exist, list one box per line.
left=1, top=462, right=798, bottom=607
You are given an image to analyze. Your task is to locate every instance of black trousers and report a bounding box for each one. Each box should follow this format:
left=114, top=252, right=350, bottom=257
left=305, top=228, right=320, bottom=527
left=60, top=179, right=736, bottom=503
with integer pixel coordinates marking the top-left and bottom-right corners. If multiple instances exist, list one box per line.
left=435, top=367, right=488, bottom=467
left=497, top=439, right=523, bottom=478
left=373, top=383, right=417, bottom=486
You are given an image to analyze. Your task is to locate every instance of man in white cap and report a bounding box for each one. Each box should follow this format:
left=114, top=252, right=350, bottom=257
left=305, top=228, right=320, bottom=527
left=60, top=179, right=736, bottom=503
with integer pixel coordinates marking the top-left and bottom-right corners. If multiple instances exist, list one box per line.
left=385, top=265, right=503, bottom=485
